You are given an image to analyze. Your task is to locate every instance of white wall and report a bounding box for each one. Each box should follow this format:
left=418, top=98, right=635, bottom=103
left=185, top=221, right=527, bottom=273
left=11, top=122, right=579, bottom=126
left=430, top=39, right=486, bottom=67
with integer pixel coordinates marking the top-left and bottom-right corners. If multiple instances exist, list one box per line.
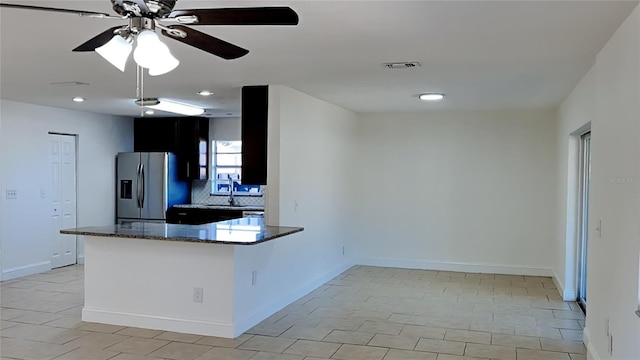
left=351, top=110, right=558, bottom=276
left=0, top=108, right=3, bottom=275
left=0, top=100, right=132, bottom=280
left=210, top=117, right=241, bottom=141
left=236, top=85, right=357, bottom=325
left=563, top=5, right=640, bottom=359
left=83, top=236, right=237, bottom=337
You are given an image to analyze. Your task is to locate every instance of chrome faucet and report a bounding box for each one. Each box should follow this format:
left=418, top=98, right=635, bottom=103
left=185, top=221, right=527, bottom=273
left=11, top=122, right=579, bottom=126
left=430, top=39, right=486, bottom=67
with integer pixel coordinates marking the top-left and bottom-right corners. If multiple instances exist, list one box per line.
left=228, top=175, right=237, bottom=206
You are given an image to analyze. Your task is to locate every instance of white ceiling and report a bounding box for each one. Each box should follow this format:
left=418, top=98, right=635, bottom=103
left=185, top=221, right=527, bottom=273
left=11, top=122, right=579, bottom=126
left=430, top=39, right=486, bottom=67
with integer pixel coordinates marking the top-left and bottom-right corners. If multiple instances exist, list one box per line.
left=1, top=0, right=638, bottom=118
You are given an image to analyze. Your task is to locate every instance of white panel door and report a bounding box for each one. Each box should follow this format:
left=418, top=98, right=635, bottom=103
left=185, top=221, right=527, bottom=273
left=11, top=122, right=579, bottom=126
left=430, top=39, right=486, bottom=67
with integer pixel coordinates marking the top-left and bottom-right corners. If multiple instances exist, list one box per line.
left=50, top=134, right=77, bottom=268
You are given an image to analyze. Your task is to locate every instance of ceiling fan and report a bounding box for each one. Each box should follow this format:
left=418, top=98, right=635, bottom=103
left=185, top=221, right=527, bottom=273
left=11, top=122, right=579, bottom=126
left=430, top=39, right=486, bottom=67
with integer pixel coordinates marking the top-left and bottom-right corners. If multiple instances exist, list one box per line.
left=0, top=0, right=299, bottom=115
left=0, top=0, right=298, bottom=72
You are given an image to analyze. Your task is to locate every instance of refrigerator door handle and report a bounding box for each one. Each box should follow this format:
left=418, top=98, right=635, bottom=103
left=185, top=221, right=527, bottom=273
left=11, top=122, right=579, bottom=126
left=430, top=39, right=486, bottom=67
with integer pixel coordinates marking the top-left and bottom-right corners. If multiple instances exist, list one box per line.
left=140, top=163, right=145, bottom=209
left=136, top=163, right=142, bottom=208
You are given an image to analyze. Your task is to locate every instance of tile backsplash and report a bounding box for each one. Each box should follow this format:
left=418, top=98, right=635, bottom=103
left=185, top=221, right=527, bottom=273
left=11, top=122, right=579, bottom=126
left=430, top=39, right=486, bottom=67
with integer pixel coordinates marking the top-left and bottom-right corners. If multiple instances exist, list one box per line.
left=191, top=180, right=265, bottom=207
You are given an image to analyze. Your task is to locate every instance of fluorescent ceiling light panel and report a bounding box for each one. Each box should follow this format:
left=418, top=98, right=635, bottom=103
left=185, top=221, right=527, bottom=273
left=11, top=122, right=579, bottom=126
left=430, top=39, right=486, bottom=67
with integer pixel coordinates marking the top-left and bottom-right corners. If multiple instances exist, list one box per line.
left=419, top=93, right=445, bottom=101
left=148, top=98, right=204, bottom=116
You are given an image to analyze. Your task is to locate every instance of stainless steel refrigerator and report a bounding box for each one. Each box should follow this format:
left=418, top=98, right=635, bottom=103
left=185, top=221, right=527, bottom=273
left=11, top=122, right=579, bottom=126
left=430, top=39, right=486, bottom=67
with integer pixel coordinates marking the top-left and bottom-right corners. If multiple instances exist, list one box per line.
left=116, top=152, right=190, bottom=223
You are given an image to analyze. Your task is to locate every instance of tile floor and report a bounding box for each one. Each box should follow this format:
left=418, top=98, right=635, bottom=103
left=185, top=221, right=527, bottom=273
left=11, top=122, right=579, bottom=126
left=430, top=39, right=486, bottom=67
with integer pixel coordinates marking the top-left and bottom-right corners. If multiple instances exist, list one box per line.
left=0, top=264, right=586, bottom=360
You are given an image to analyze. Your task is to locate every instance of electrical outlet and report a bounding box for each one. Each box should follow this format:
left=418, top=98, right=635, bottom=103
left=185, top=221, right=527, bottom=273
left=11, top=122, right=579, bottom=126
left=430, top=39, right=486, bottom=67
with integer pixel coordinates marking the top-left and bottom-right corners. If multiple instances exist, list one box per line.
left=5, top=189, right=17, bottom=199
left=252, top=270, right=258, bottom=286
left=193, top=287, right=203, bottom=303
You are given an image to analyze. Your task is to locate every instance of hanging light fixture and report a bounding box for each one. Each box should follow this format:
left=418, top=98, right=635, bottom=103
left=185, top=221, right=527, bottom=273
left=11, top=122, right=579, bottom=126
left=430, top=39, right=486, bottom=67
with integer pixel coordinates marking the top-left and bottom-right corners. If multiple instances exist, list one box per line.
left=132, top=49, right=202, bottom=117
left=133, top=30, right=179, bottom=75
left=96, top=18, right=180, bottom=75
left=95, top=34, right=133, bottom=72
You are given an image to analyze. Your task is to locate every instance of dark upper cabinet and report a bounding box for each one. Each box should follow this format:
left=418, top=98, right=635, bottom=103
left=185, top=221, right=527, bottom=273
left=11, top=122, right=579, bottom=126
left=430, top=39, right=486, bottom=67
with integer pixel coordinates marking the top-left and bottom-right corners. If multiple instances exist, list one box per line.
left=134, top=117, right=179, bottom=152
left=134, top=116, right=209, bottom=181
left=177, top=117, right=209, bottom=181
left=241, top=85, right=268, bottom=185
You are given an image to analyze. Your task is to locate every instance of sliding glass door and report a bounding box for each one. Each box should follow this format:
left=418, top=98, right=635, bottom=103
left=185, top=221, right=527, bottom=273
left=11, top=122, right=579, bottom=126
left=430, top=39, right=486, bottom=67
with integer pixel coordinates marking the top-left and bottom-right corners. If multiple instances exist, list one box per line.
left=577, top=131, right=591, bottom=313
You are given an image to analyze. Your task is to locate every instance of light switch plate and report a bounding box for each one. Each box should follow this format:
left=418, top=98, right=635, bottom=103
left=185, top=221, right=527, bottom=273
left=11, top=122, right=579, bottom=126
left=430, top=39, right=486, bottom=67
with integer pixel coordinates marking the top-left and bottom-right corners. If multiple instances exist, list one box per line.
left=6, top=190, right=17, bottom=199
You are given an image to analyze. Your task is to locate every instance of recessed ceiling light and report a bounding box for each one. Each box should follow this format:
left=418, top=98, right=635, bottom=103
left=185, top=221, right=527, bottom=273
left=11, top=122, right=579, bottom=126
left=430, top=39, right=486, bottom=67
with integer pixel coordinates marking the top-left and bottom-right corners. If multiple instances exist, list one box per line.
left=198, top=90, right=213, bottom=96
left=419, top=93, right=445, bottom=101
left=145, top=110, right=155, bottom=115
left=72, top=97, right=85, bottom=102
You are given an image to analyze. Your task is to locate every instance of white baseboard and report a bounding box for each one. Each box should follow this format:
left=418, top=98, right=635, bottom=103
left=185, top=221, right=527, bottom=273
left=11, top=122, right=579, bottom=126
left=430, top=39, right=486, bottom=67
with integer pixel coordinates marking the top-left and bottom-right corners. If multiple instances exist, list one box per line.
left=82, top=307, right=236, bottom=338
left=1, top=261, right=51, bottom=281
left=234, top=260, right=355, bottom=337
left=76, top=255, right=85, bottom=265
left=552, top=269, right=576, bottom=301
left=356, top=257, right=553, bottom=277
left=583, top=326, right=603, bottom=360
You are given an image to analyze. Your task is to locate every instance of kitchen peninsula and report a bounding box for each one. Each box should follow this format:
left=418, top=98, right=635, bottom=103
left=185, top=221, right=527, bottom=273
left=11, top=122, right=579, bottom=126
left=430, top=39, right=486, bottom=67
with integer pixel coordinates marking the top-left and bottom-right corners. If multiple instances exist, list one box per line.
left=61, top=218, right=304, bottom=338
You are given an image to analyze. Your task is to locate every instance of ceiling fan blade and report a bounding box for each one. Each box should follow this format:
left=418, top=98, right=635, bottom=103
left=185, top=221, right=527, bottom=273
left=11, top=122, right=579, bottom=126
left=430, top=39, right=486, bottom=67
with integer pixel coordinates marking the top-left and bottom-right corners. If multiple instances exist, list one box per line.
left=0, top=3, right=111, bottom=17
left=168, top=7, right=299, bottom=26
left=162, top=26, right=249, bottom=60
left=73, top=27, right=122, bottom=52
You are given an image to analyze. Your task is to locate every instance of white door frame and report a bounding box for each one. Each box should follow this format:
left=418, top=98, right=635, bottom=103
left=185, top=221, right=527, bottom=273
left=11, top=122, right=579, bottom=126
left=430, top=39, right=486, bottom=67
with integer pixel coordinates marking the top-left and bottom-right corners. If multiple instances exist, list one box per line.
left=49, top=132, right=78, bottom=267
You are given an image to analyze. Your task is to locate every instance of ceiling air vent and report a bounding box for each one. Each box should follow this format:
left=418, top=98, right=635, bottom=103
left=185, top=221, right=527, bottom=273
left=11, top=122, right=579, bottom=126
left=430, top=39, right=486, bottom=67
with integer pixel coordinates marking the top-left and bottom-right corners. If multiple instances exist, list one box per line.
left=381, top=62, right=421, bottom=69
left=50, top=81, right=90, bottom=87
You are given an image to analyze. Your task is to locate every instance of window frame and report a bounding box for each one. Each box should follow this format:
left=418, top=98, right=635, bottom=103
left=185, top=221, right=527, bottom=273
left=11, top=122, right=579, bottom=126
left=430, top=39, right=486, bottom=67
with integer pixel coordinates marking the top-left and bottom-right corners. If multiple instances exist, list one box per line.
left=210, top=140, right=261, bottom=195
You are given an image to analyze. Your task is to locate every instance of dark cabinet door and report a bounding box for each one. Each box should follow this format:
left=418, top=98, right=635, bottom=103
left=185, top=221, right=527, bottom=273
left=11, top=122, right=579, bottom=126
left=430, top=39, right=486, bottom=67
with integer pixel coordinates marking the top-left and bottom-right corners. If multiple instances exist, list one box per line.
left=166, top=207, right=243, bottom=224
left=134, top=117, right=179, bottom=152
left=241, top=85, right=268, bottom=185
left=134, top=117, right=209, bottom=181
left=177, top=117, right=209, bottom=181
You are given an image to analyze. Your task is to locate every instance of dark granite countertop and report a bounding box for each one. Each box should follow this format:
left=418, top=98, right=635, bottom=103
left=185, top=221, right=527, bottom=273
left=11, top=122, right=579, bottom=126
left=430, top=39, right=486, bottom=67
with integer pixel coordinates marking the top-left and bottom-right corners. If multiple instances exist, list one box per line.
left=60, top=217, right=302, bottom=245
left=173, top=204, right=265, bottom=211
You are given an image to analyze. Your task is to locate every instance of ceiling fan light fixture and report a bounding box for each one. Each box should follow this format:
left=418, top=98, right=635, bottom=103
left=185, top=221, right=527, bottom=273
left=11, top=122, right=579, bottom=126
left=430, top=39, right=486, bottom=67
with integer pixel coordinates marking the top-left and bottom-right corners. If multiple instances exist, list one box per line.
left=96, top=34, right=132, bottom=72
left=133, top=29, right=179, bottom=74
left=148, top=53, right=179, bottom=76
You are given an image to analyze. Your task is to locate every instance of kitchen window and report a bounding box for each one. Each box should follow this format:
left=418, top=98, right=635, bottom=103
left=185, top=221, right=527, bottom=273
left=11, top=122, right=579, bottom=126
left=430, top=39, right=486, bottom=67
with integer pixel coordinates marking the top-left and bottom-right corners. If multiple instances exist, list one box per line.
left=211, top=140, right=261, bottom=195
